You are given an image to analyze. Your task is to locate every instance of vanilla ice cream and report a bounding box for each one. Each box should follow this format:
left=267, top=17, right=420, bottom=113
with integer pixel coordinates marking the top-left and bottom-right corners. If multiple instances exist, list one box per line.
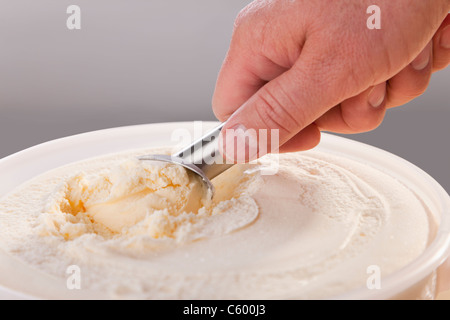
left=42, top=159, right=211, bottom=238
left=0, top=147, right=434, bottom=299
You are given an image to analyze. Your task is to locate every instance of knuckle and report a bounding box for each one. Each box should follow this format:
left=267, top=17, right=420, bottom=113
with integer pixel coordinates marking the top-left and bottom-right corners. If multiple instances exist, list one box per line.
left=432, top=57, right=450, bottom=72
left=254, top=85, right=304, bottom=135
left=346, top=112, right=384, bottom=132
left=387, top=67, right=432, bottom=106
left=341, top=102, right=385, bottom=132
left=399, top=75, right=431, bottom=99
left=362, top=114, right=384, bottom=131
left=233, top=11, right=246, bottom=30
left=410, top=87, right=428, bottom=98
left=233, top=3, right=256, bottom=31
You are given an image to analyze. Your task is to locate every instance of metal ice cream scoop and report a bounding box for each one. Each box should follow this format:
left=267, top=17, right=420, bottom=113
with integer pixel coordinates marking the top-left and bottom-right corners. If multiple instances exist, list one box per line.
left=138, top=123, right=233, bottom=196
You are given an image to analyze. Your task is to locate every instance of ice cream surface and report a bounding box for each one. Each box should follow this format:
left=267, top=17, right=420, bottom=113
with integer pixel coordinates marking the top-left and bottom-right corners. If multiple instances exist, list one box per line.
left=37, top=154, right=259, bottom=246
left=0, top=147, right=433, bottom=299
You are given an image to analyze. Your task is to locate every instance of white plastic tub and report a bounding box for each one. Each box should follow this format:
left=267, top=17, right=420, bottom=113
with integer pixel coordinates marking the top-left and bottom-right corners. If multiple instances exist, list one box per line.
left=0, top=122, right=449, bottom=300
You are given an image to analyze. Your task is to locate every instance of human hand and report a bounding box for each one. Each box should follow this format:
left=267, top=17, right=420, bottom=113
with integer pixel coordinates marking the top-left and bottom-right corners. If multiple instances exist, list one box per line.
left=212, top=0, right=450, bottom=161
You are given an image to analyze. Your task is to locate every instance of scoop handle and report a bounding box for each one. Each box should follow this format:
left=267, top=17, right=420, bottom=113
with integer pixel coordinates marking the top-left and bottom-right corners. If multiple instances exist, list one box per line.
left=173, top=123, right=234, bottom=180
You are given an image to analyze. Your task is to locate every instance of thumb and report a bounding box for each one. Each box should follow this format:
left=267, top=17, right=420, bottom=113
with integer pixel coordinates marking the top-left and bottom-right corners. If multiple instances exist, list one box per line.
left=220, top=45, right=353, bottom=163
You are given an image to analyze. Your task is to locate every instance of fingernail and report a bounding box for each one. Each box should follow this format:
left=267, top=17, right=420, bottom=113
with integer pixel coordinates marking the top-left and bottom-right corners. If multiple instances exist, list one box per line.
left=368, top=82, right=386, bottom=108
left=411, top=41, right=432, bottom=71
left=440, top=25, right=450, bottom=49
left=219, top=123, right=258, bottom=164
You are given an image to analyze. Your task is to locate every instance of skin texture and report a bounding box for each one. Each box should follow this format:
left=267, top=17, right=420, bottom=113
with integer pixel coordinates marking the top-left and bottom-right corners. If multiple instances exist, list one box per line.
left=213, top=0, right=450, bottom=160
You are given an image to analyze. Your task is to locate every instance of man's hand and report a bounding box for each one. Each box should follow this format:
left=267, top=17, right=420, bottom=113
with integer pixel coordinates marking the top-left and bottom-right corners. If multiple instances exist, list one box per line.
left=212, top=0, right=450, bottom=161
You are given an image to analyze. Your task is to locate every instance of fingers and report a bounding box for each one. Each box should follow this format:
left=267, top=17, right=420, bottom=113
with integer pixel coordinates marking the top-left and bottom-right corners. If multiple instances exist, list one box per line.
left=385, top=14, right=450, bottom=110
left=384, top=13, right=449, bottom=110
left=212, top=46, right=285, bottom=122
left=219, top=40, right=356, bottom=162
left=315, top=37, right=432, bottom=134
left=432, top=13, right=450, bottom=72
left=386, top=41, right=433, bottom=108
left=315, top=25, right=446, bottom=134
left=214, top=6, right=450, bottom=162
left=315, top=83, right=387, bottom=134
left=278, top=123, right=321, bottom=153
left=212, top=9, right=290, bottom=122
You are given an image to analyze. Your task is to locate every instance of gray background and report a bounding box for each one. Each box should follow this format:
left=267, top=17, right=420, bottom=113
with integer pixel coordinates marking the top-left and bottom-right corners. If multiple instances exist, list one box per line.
left=0, top=1, right=449, bottom=191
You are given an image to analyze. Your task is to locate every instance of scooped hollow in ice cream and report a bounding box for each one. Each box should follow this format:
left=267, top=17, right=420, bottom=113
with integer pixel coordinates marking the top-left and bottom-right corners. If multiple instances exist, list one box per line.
left=43, top=159, right=210, bottom=236
left=41, top=158, right=259, bottom=242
